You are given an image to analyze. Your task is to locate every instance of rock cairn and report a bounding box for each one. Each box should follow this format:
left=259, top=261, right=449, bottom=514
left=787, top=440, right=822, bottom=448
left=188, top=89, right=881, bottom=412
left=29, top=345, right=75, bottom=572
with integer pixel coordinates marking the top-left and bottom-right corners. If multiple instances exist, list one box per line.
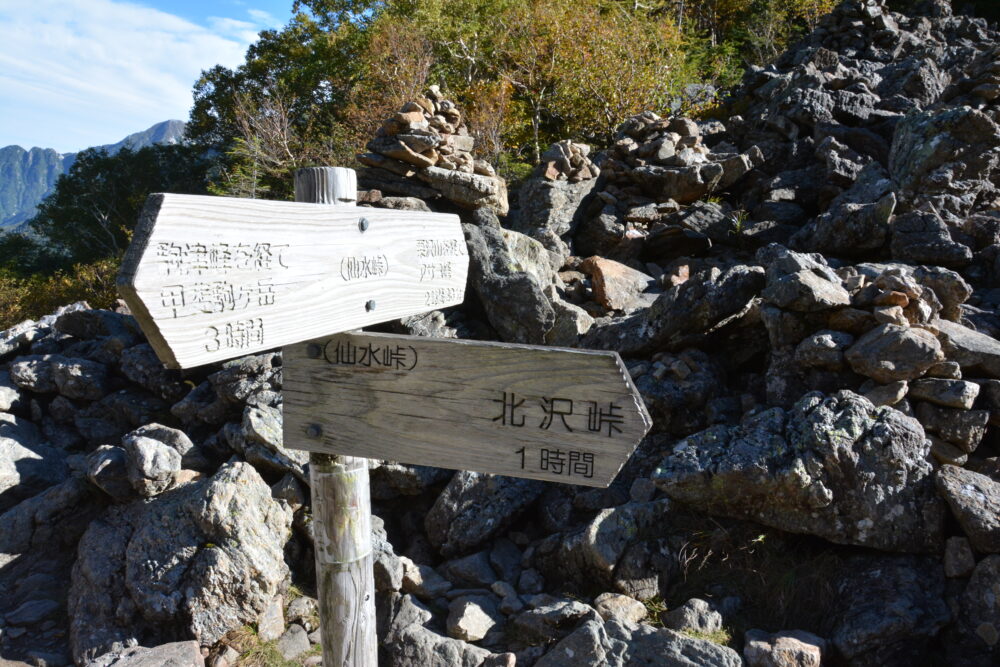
left=358, top=85, right=509, bottom=216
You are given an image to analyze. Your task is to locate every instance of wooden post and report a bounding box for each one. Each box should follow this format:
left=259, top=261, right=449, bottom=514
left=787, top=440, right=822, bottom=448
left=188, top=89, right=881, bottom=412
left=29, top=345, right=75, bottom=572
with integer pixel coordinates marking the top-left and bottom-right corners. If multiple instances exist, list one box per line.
left=296, top=167, right=378, bottom=667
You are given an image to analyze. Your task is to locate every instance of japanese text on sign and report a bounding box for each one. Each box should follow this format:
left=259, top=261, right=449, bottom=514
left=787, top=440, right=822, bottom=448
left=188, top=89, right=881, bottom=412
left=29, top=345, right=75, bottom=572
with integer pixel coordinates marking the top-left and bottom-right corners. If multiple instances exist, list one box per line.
left=493, top=392, right=625, bottom=436
left=417, top=239, right=466, bottom=258
left=341, top=255, right=389, bottom=282
left=326, top=339, right=419, bottom=371
left=516, top=446, right=595, bottom=479
left=160, top=279, right=275, bottom=318
left=156, top=242, right=289, bottom=276
left=205, top=318, right=265, bottom=353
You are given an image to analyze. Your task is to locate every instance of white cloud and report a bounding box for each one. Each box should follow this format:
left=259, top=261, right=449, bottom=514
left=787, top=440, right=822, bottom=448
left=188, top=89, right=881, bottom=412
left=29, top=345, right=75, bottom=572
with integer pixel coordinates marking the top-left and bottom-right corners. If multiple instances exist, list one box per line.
left=0, top=0, right=276, bottom=152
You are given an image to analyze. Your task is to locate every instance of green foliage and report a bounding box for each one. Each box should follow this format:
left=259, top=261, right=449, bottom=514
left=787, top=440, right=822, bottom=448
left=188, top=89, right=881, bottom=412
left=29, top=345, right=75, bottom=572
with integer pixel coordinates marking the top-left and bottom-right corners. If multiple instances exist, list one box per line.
left=0, top=256, right=120, bottom=330
left=190, top=0, right=840, bottom=199
left=27, top=144, right=210, bottom=265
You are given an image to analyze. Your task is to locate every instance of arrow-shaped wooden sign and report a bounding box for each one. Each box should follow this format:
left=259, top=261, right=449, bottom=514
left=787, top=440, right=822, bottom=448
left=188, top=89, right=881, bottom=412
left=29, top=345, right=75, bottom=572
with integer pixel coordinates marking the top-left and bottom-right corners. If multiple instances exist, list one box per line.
left=118, top=193, right=468, bottom=368
left=283, top=331, right=653, bottom=487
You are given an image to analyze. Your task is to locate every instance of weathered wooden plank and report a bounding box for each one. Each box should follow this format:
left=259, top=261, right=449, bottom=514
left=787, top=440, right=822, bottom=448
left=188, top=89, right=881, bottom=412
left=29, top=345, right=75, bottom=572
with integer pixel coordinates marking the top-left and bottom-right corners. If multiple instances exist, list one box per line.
left=283, top=332, right=653, bottom=488
left=117, top=192, right=467, bottom=368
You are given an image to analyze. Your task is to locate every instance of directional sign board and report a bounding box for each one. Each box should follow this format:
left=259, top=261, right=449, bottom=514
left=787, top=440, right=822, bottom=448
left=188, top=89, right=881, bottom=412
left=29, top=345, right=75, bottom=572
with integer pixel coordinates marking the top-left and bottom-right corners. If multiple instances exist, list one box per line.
left=283, top=332, right=653, bottom=488
left=118, top=193, right=468, bottom=369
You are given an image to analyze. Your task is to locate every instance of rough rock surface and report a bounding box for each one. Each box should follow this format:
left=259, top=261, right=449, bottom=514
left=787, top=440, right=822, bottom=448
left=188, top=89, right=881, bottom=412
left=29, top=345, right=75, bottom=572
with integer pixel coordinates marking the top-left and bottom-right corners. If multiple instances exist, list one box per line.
left=936, top=465, right=1000, bottom=553
left=653, top=391, right=945, bottom=552
left=68, top=462, right=292, bottom=663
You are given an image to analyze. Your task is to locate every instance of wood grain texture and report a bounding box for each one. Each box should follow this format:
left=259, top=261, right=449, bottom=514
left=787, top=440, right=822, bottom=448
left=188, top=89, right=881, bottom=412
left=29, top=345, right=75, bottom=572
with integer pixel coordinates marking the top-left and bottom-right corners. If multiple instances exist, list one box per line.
left=311, top=455, right=377, bottom=667
left=283, top=332, right=653, bottom=488
left=117, top=192, right=467, bottom=368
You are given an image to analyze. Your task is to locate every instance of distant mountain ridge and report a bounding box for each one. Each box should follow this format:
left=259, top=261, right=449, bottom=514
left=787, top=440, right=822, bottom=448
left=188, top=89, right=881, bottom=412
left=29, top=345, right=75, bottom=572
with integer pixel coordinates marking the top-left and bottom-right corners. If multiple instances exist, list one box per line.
left=0, top=120, right=187, bottom=229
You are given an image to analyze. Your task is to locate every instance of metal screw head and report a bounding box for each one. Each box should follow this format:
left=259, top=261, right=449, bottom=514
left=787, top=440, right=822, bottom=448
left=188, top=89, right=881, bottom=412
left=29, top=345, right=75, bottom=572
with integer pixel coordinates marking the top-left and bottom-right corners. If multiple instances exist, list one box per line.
left=306, top=343, right=322, bottom=359
left=358, top=217, right=370, bottom=232
left=365, top=300, right=376, bottom=312
left=306, top=424, right=323, bottom=438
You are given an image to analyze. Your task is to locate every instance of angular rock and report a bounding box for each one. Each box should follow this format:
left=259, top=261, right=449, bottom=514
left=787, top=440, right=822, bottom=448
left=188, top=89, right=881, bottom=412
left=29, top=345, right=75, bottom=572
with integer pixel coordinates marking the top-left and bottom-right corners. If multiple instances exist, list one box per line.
left=593, top=593, right=647, bottom=625
left=122, top=429, right=181, bottom=498
left=916, top=402, right=989, bottom=452
left=653, top=391, right=945, bottom=552
left=120, top=344, right=188, bottom=403
left=582, top=265, right=764, bottom=355
left=86, top=641, right=205, bottom=667
left=464, top=223, right=555, bottom=344
left=580, top=256, right=656, bottom=311
left=87, top=445, right=135, bottom=503
left=935, top=319, right=1000, bottom=378
left=0, top=370, right=23, bottom=411
left=533, top=618, right=742, bottom=667
left=382, top=593, right=508, bottom=667
left=276, top=624, right=310, bottom=660
left=744, top=629, right=825, bottom=667
left=908, top=378, right=979, bottom=409
left=936, top=465, right=1000, bottom=553
left=845, top=324, right=943, bottom=383
left=533, top=500, right=671, bottom=587
left=447, top=596, right=501, bottom=641
left=944, top=536, right=976, bottom=578
left=510, top=597, right=600, bottom=645
left=661, top=598, right=722, bottom=634
left=892, top=210, right=972, bottom=267
left=419, top=166, right=509, bottom=216
left=959, top=555, right=1000, bottom=659
left=762, top=270, right=850, bottom=312
left=68, top=461, right=292, bottom=663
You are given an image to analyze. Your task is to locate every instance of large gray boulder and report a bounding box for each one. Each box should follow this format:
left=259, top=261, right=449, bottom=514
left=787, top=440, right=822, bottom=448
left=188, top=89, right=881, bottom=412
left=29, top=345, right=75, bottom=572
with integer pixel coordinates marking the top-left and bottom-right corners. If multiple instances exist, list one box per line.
left=936, top=465, right=1000, bottom=553
left=652, top=391, right=945, bottom=552
left=463, top=222, right=556, bottom=344
left=889, top=107, right=1000, bottom=221
left=69, top=461, right=293, bottom=664
left=845, top=324, right=944, bottom=383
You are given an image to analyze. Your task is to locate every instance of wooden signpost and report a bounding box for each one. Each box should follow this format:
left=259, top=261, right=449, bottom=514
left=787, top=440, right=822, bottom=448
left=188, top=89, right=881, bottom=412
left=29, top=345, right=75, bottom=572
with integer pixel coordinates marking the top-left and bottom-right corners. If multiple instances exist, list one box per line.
left=117, top=167, right=652, bottom=667
left=117, top=174, right=468, bottom=368
left=284, top=331, right=651, bottom=488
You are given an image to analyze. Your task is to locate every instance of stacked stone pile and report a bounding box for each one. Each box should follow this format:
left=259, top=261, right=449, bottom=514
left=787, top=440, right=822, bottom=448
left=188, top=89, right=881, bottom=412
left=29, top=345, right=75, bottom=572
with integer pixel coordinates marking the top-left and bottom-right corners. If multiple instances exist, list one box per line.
left=358, top=85, right=509, bottom=216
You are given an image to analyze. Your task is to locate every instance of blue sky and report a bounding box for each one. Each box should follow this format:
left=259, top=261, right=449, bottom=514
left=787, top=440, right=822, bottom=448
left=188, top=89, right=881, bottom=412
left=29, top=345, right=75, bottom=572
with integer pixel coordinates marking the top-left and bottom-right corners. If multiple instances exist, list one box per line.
left=0, top=0, right=295, bottom=152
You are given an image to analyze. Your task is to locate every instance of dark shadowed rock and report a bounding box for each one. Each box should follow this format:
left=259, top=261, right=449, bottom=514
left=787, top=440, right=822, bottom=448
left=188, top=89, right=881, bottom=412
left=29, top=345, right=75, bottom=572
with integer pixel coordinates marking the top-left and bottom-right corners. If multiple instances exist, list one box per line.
left=957, top=555, right=1000, bottom=663
left=652, top=391, right=945, bottom=552
left=0, top=413, right=68, bottom=513
left=829, top=556, right=949, bottom=667
left=581, top=265, right=764, bottom=355
left=381, top=593, right=512, bottom=667
left=425, top=471, right=545, bottom=557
